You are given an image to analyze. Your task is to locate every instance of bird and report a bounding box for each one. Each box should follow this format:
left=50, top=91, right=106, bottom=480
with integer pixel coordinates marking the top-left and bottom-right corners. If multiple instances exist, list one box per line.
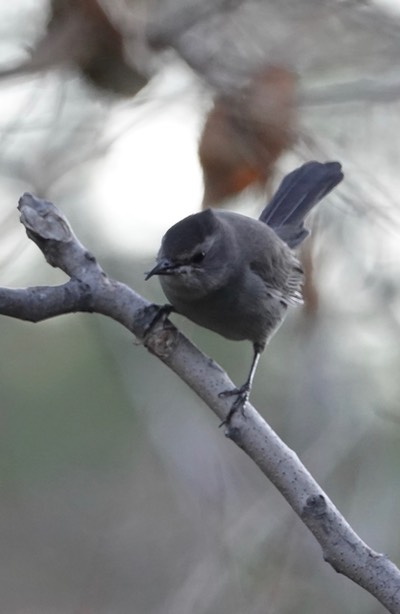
left=145, top=161, right=343, bottom=423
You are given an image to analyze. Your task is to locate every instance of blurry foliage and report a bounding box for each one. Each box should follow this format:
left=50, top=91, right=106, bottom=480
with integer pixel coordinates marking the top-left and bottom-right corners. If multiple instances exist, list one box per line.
left=0, top=316, right=136, bottom=485
left=1, top=1, right=400, bottom=613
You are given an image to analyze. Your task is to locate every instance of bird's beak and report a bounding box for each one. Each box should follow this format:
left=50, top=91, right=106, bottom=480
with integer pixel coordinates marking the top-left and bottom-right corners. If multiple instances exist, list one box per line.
left=145, top=258, right=176, bottom=280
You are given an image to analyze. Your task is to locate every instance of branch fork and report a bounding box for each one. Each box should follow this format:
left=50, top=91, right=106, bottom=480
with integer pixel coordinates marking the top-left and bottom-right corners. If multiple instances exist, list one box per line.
left=0, top=193, right=399, bottom=613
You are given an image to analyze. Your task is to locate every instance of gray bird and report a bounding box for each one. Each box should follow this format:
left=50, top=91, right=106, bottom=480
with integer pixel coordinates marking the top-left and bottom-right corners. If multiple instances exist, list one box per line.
left=146, top=161, right=343, bottom=422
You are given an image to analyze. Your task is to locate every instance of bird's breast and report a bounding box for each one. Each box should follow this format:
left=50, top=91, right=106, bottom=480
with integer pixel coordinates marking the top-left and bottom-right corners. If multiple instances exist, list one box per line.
left=160, top=272, right=288, bottom=346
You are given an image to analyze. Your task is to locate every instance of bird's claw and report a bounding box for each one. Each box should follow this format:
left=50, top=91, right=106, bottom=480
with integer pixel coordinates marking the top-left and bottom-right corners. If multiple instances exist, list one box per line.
left=218, top=385, right=250, bottom=427
left=142, top=303, right=174, bottom=338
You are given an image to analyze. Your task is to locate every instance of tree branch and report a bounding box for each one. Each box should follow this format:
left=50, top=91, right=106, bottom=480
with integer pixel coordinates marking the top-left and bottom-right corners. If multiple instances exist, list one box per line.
left=0, top=280, right=92, bottom=321
left=2, top=192, right=400, bottom=613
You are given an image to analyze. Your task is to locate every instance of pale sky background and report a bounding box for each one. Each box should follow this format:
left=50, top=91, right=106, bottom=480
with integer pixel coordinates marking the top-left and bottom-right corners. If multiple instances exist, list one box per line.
left=0, top=67, right=205, bottom=256
left=1, top=0, right=400, bottom=274
left=90, top=68, right=205, bottom=254
left=0, top=0, right=206, bottom=270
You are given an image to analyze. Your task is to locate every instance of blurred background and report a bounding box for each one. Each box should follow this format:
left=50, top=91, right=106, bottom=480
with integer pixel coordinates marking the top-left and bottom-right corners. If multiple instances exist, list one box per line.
left=1, top=1, right=400, bottom=612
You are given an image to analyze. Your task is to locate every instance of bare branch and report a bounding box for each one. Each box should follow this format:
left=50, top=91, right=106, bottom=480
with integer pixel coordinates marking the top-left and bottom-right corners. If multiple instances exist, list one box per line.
left=0, top=281, right=92, bottom=322
left=2, top=193, right=400, bottom=613
left=146, top=0, right=400, bottom=106
left=147, top=0, right=244, bottom=52
left=301, top=74, right=400, bottom=106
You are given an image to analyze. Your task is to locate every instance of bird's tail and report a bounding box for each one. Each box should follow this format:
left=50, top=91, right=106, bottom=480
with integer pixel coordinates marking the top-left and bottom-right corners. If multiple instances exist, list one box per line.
left=259, top=161, right=343, bottom=248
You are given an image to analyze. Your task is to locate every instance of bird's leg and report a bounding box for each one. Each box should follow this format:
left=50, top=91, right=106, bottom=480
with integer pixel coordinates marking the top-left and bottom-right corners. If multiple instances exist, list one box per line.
left=218, top=344, right=262, bottom=426
left=141, top=303, right=176, bottom=338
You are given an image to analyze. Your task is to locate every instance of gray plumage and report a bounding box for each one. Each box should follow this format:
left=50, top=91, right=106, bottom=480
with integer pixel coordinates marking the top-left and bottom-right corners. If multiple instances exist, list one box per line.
left=154, top=210, right=303, bottom=348
left=146, top=161, right=343, bottom=419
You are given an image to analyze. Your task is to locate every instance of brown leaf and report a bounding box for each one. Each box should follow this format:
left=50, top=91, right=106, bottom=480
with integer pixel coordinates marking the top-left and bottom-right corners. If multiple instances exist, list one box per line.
left=199, top=65, right=298, bottom=207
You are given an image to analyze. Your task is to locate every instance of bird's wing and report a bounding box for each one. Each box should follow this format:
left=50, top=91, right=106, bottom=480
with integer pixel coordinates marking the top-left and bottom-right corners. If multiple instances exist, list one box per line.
left=249, top=254, right=304, bottom=306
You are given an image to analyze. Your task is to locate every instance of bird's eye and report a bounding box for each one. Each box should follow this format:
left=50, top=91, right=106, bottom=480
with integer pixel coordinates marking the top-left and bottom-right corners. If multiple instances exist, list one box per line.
left=191, top=251, right=206, bottom=264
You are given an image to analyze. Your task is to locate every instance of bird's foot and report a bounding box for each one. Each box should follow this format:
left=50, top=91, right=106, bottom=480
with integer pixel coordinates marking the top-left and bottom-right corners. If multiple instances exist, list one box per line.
left=218, top=384, right=250, bottom=427
left=137, top=303, right=175, bottom=346
left=143, top=303, right=174, bottom=335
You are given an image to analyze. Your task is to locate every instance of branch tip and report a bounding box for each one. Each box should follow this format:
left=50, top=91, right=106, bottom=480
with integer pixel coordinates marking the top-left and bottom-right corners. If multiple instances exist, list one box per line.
left=18, top=192, right=73, bottom=243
